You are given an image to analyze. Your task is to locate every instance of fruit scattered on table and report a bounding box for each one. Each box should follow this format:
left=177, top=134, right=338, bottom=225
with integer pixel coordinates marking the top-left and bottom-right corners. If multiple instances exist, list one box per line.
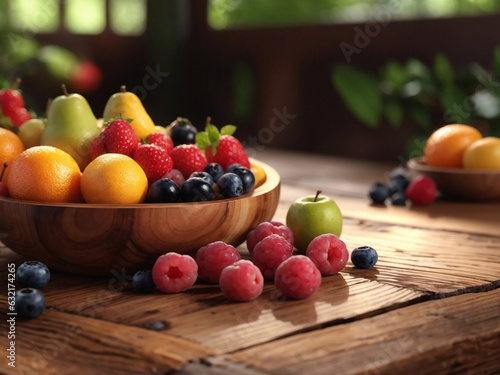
left=81, top=153, right=148, bottom=204
left=152, top=252, right=198, bottom=293
left=180, top=176, right=213, bottom=202
left=133, top=143, right=173, bottom=184
left=132, top=270, right=156, bottom=294
left=286, top=190, right=343, bottom=253
left=405, top=175, right=436, bottom=205
left=390, top=191, right=407, bottom=206
left=15, top=288, right=46, bottom=319
left=251, top=234, right=294, bottom=280
left=219, top=260, right=264, bottom=302
left=16, top=261, right=51, bottom=288
left=246, top=221, right=294, bottom=254
left=217, top=172, right=243, bottom=198
left=369, top=182, right=390, bottom=204
left=170, top=144, right=208, bottom=180
left=146, top=178, right=180, bottom=203
left=351, top=246, right=378, bottom=269
left=462, top=136, right=500, bottom=170
left=306, top=234, right=349, bottom=276
left=170, top=117, right=198, bottom=146
left=7, top=146, right=83, bottom=203
left=275, top=255, right=322, bottom=300
left=195, top=241, right=241, bottom=283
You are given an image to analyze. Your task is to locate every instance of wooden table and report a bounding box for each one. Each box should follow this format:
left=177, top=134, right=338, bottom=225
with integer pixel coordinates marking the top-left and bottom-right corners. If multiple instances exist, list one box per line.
left=1, top=149, right=499, bottom=375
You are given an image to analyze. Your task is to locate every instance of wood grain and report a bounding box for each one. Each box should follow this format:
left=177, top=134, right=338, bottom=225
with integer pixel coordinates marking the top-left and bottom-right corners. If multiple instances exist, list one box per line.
left=0, top=160, right=280, bottom=276
left=232, top=288, right=500, bottom=375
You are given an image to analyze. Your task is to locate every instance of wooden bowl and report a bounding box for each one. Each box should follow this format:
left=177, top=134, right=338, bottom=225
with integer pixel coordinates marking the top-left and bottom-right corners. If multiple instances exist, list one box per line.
left=0, top=159, right=280, bottom=276
left=407, top=157, right=500, bottom=201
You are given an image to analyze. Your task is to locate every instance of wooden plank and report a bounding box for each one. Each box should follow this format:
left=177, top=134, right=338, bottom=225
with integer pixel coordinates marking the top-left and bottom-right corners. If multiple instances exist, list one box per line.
left=232, top=288, right=500, bottom=375
left=0, top=305, right=212, bottom=375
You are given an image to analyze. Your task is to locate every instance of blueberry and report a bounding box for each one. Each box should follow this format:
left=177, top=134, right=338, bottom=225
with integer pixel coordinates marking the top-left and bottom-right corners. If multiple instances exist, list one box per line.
left=190, top=171, right=214, bottom=187
left=369, top=182, right=389, bottom=204
left=133, top=270, right=156, bottom=294
left=390, top=178, right=409, bottom=194
left=180, top=177, right=213, bottom=202
left=226, top=163, right=242, bottom=173
left=389, top=166, right=409, bottom=181
left=16, top=261, right=50, bottom=288
left=391, top=191, right=406, bottom=206
left=170, top=118, right=197, bottom=146
left=204, top=163, right=224, bottom=182
left=147, top=178, right=180, bottom=203
left=217, top=173, right=243, bottom=198
left=15, top=288, right=45, bottom=319
left=351, top=246, right=378, bottom=269
left=230, top=166, right=255, bottom=194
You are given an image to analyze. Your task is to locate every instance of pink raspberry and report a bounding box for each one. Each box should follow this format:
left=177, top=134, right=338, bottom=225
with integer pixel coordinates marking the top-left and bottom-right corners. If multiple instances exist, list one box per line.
left=246, top=221, right=294, bottom=254
left=275, top=255, right=321, bottom=299
left=306, top=234, right=349, bottom=275
left=251, top=234, right=293, bottom=280
left=219, top=260, right=263, bottom=302
left=152, top=252, right=198, bottom=293
left=195, top=241, right=241, bottom=283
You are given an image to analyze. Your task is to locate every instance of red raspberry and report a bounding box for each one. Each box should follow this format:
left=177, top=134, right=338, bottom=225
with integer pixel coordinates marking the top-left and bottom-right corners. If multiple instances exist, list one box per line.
left=134, top=144, right=173, bottom=184
left=306, top=234, right=349, bottom=275
left=405, top=175, right=436, bottom=205
left=219, top=260, right=263, bottom=302
left=251, top=234, right=293, bottom=280
left=90, top=135, right=107, bottom=160
left=246, top=221, right=294, bottom=254
left=163, top=168, right=185, bottom=188
left=102, top=119, right=138, bottom=157
left=152, top=252, right=198, bottom=293
left=148, top=132, right=174, bottom=154
left=196, top=241, right=241, bottom=283
left=275, top=255, right=321, bottom=299
left=170, top=144, right=207, bottom=179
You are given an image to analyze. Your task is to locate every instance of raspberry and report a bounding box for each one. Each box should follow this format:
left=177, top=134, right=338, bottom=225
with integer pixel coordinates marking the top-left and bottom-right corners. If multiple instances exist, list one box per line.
left=251, top=234, right=293, bottom=280
left=306, top=234, right=349, bottom=275
left=219, top=260, right=263, bottom=302
left=246, top=221, right=294, bottom=254
left=196, top=241, right=241, bottom=283
left=152, top=253, right=198, bottom=293
left=405, top=175, right=436, bottom=205
left=275, top=255, right=321, bottom=299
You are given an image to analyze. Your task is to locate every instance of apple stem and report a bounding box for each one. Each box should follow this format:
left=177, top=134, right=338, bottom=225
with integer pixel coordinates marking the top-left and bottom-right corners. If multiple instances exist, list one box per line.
left=206, top=116, right=212, bottom=128
left=120, top=85, right=127, bottom=93
left=314, top=190, right=322, bottom=202
left=12, top=78, right=21, bottom=90
left=61, top=84, right=69, bottom=96
left=0, top=163, right=8, bottom=182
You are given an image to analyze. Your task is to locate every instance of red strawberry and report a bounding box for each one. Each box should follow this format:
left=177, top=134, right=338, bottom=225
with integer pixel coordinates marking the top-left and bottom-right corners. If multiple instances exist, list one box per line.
left=134, top=144, right=173, bottom=184
left=102, top=119, right=138, bottom=157
left=90, top=135, right=107, bottom=160
left=8, top=107, right=32, bottom=127
left=196, top=124, right=250, bottom=171
left=148, top=132, right=174, bottom=154
left=170, top=144, right=207, bottom=179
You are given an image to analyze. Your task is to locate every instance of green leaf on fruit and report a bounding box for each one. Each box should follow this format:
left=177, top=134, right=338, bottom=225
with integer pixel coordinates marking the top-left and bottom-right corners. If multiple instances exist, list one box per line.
left=207, top=124, right=220, bottom=143
left=126, top=118, right=134, bottom=124
left=195, top=132, right=211, bottom=149
left=221, top=125, right=236, bottom=136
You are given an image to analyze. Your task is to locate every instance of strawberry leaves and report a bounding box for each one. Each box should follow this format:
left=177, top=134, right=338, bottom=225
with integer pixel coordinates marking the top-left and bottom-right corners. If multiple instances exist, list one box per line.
left=196, top=122, right=237, bottom=156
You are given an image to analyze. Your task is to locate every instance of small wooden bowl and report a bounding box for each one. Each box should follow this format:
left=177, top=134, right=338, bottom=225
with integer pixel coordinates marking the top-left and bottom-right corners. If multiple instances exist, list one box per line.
left=407, top=157, right=500, bottom=201
left=0, top=159, right=280, bottom=276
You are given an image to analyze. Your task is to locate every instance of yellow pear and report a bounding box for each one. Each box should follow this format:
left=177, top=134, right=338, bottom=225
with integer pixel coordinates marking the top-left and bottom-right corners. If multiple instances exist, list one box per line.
left=102, top=86, right=155, bottom=139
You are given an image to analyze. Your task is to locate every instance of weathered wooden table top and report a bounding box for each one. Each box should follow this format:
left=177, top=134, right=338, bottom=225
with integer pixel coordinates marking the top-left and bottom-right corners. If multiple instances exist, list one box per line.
left=1, top=149, right=499, bottom=375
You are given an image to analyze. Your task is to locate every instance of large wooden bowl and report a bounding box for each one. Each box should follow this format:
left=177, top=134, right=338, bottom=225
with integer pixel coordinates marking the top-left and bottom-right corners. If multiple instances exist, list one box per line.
left=407, top=157, right=500, bottom=201
left=0, top=159, right=280, bottom=276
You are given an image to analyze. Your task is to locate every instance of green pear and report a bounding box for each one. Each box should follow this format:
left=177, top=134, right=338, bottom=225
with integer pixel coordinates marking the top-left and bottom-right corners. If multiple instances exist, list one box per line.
left=41, top=85, right=100, bottom=170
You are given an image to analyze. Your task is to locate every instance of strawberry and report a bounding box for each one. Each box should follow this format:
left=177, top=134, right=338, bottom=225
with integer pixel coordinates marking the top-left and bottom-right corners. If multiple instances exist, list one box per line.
left=90, top=135, right=107, bottom=160
left=196, top=123, right=250, bottom=171
left=102, top=119, right=138, bottom=158
left=170, top=144, right=207, bottom=179
left=8, top=107, right=31, bottom=127
left=147, top=132, right=174, bottom=154
left=134, top=144, right=173, bottom=184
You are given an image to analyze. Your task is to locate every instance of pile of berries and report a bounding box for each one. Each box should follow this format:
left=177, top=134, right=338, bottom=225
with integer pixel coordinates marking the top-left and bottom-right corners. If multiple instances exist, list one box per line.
left=0, top=79, right=32, bottom=129
left=369, top=166, right=437, bottom=206
left=133, top=221, right=378, bottom=301
left=90, top=118, right=255, bottom=203
left=13, top=261, right=50, bottom=319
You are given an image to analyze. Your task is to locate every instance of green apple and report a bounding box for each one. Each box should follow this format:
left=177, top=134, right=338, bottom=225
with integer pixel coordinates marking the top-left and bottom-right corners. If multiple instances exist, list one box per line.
left=286, top=191, right=343, bottom=253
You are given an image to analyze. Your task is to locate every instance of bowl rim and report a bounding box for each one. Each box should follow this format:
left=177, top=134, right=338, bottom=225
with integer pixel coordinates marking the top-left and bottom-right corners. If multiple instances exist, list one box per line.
left=0, top=158, right=279, bottom=209
left=408, top=157, right=500, bottom=175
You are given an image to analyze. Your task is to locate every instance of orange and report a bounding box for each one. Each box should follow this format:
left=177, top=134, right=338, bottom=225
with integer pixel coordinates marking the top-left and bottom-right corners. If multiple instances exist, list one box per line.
left=7, top=146, right=82, bottom=203
left=81, top=153, right=148, bottom=204
left=463, top=137, right=500, bottom=170
left=424, top=124, right=482, bottom=168
left=0, top=128, right=24, bottom=185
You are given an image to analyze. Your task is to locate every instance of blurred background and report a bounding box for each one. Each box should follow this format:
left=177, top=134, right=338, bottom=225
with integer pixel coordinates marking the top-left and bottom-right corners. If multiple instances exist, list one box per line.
left=2, top=0, right=500, bottom=161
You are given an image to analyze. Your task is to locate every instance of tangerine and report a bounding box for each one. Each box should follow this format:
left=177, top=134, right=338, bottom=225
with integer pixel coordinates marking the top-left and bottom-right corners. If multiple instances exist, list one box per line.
left=424, top=124, right=482, bottom=168
left=463, top=137, right=500, bottom=170
left=7, top=146, right=82, bottom=203
left=0, top=128, right=24, bottom=185
left=81, top=153, right=148, bottom=204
